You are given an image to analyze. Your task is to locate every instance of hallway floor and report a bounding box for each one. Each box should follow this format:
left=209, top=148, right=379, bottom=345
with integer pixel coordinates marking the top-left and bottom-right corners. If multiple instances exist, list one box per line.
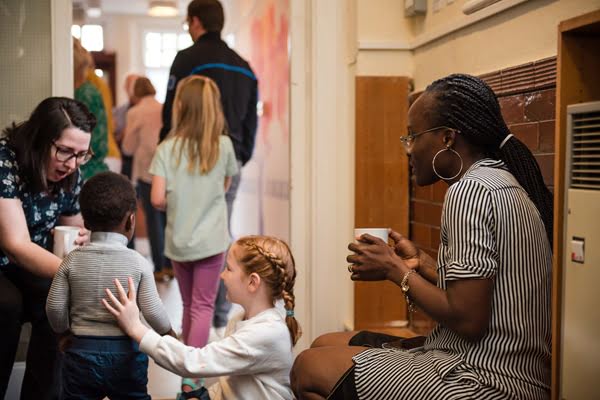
left=147, top=276, right=183, bottom=400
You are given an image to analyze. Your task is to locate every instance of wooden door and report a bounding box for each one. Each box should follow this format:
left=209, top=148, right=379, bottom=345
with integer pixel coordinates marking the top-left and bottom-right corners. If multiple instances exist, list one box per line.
left=354, top=76, right=411, bottom=330
left=91, top=51, right=117, bottom=105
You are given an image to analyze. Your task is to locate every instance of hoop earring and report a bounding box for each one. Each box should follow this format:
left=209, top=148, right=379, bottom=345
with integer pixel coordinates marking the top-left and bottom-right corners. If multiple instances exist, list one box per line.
left=432, top=146, right=463, bottom=181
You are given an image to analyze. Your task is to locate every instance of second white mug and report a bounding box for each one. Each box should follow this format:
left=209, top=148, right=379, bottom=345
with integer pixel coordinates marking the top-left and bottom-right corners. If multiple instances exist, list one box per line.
left=53, top=226, right=81, bottom=259
left=354, top=228, right=388, bottom=243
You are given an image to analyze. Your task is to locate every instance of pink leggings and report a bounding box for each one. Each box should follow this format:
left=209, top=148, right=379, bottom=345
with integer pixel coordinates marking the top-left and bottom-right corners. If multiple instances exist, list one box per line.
left=172, top=252, right=224, bottom=348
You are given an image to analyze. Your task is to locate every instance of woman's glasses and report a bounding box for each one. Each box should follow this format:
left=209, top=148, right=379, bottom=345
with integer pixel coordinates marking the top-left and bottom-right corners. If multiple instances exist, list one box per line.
left=399, top=126, right=456, bottom=148
left=52, top=142, right=93, bottom=165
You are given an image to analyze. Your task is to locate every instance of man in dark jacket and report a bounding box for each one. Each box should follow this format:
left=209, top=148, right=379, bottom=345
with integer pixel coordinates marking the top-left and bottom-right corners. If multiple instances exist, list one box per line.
left=160, top=0, right=258, bottom=332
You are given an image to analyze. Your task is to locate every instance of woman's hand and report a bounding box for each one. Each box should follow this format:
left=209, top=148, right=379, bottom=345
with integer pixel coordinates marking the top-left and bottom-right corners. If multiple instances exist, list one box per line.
left=102, top=277, right=149, bottom=343
left=390, top=229, right=439, bottom=284
left=58, top=213, right=90, bottom=246
left=389, top=230, right=420, bottom=270
left=347, top=233, right=407, bottom=283
left=74, top=227, right=90, bottom=245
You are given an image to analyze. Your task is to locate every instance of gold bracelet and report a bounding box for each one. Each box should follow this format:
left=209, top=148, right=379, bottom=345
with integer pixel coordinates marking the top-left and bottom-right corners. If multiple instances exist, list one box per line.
left=401, top=269, right=417, bottom=313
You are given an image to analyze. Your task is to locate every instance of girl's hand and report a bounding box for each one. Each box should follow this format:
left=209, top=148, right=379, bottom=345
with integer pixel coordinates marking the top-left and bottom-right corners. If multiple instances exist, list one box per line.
left=74, top=227, right=90, bottom=246
left=347, top=233, right=406, bottom=283
left=102, top=277, right=148, bottom=343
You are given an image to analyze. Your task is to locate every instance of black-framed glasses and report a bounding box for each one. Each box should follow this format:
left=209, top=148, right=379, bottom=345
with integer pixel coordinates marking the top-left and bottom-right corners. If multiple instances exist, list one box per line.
left=399, top=126, right=456, bottom=148
left=52, top=141, right=93, bottom=165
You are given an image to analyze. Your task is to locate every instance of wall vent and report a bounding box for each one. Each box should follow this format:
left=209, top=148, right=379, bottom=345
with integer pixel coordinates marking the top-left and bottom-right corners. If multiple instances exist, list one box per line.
left=568, top=102, right=600, bottom=191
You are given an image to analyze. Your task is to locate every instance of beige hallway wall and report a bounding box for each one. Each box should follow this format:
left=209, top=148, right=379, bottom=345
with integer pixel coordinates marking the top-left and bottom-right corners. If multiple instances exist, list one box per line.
left=355, top=0, right=600, bottom=86
left=412, top=0, right=600, bottom=90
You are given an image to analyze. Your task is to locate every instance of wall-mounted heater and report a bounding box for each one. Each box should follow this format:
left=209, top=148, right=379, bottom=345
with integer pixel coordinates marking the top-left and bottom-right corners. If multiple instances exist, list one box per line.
left=561, top=101, right=600, bottom=399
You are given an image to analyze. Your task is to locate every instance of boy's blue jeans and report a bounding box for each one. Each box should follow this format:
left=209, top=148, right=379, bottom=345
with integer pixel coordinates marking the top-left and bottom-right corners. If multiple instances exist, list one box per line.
left=61, top=335, right=150, bottom=400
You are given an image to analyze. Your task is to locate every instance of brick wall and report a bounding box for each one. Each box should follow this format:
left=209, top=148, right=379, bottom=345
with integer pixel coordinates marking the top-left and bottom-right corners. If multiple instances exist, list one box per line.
left=408, top=68, right=557, bottom=332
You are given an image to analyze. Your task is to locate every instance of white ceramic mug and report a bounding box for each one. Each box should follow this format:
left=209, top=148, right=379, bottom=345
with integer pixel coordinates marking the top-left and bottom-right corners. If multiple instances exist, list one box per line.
left=354, top=228, right=389, bottom=243
left=53, top=226, right=81, bottom=258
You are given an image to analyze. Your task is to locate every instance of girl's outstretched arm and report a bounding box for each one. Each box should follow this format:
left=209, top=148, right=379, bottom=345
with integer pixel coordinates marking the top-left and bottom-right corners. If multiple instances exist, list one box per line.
left=138, top=314, right=287, bottom=379
left=102, top=277, right=149, bottom=342
left=104, top=278, right=288, bottom=378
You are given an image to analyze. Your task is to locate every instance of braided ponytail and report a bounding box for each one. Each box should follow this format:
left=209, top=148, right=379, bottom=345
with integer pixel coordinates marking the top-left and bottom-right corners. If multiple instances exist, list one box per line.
left=425, top=74, right=553, bottom=247
left=236, top=236, right=302, bottom=345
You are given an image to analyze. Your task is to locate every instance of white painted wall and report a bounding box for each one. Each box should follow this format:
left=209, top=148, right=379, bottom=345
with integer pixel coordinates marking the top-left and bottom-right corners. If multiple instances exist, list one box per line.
left=52, top=0, right=74, bottom=97
left=221, top=0, right=291, bottom=244
left=356, top=0, right=413, bottom=76
left=290, top=0, right=356, bottom=349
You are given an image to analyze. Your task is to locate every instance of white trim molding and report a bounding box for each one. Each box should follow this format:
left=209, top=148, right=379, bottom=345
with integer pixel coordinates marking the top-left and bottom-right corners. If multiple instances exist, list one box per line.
left=290, top=0, right=356, bottom=350
left=463, top=0, right=502, bottom=15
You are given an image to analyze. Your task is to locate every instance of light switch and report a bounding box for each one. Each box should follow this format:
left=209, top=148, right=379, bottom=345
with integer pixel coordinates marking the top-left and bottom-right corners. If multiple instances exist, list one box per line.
left=571, top=237, right=585, bottom=264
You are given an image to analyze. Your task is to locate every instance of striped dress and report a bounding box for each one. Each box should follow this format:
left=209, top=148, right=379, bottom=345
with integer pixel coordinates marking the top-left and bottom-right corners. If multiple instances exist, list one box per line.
left=353, top=159, right=552, bottom=400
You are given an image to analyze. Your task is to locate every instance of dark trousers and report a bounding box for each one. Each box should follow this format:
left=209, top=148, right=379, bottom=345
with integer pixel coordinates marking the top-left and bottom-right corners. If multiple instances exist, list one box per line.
left=0, top=268, right=60, bottom=400
left=213, top=163, right=242, bottom=328
left=121, top=155, right=133, bottom=180
left=137, top=180, right=170, bottom=272
left=62, top=336, right=150, bottom=400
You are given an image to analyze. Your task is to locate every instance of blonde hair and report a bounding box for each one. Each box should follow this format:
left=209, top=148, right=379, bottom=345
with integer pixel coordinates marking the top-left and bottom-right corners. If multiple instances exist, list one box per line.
left=235, top=235, right=302, bottom=346
left=169, top=75, right=225, bottom=174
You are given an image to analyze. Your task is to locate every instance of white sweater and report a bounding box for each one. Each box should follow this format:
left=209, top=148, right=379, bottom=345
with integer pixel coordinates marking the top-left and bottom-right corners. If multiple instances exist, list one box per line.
left=140, top=307, right=294, bottom=400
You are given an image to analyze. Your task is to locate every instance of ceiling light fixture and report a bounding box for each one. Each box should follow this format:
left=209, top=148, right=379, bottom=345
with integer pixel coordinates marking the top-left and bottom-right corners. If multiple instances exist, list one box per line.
left=87, top=0, right=102, bottom=18
left=149, top=0, right=179, bottom=17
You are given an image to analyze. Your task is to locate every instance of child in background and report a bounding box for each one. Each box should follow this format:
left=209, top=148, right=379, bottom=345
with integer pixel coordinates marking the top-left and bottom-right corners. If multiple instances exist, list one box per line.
left=103, top=235, right=301, bottom=400
left=46, top=171, right=174, bottom=400
left=121, top=76, right=172, bottom=281
left=148, top=75, right=238, bottom=394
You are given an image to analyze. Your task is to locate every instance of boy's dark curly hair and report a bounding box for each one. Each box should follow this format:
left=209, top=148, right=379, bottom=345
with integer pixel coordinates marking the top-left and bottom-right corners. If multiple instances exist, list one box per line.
left=79, top=172, right=137, bottom=232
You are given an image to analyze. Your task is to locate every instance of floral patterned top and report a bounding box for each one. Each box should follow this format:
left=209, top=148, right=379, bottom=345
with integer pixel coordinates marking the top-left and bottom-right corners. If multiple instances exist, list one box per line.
left=0, top=138, right=82, bottom=269
left=75, top=81, right=109, bottom=180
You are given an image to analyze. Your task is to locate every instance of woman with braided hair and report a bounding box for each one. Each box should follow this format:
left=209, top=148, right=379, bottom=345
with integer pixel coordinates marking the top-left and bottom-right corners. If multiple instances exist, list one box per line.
left=103, top=235, right=300, bottom=400
left=291, top=74, right=552, bottom=400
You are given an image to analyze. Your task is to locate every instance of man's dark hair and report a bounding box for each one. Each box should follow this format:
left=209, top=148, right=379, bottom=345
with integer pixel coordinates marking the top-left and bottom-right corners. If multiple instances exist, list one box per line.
left=425, top=74, right=554, bottom=246
left=188, top=0, right=224, bottom=33
left=3, top=97, right=96, bottom=193
left=79, top=172, right=137, bottom=232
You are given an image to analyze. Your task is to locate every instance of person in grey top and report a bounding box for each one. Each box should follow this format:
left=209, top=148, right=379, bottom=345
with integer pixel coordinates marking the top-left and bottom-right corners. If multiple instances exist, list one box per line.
left=46, top=171, right=174, bottom=399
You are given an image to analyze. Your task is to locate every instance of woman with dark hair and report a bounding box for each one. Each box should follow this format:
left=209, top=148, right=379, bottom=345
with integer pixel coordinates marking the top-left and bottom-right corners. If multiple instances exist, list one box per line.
left=291, top=74, right=553, bottom=400
left=0, top=97, right=94, bottom=399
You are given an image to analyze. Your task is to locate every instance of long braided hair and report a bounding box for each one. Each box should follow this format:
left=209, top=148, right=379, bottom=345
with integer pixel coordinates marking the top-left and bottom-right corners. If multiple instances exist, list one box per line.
left=425, top=74, right=553, bottom=247
left=235, top=235, right=302, bottom=345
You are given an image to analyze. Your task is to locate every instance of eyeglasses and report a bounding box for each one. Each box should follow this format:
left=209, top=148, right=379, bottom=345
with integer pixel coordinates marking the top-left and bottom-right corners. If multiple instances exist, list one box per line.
left=52, top=142, right=93, bottom=165
left=399, top=126, right=455, bottom=148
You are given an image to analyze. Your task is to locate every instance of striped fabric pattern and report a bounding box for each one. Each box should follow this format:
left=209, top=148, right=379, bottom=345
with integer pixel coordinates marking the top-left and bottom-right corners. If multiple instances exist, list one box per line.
left=46, top=232, right=172, bottom=337
left=353, top=159, right=552, bottom=400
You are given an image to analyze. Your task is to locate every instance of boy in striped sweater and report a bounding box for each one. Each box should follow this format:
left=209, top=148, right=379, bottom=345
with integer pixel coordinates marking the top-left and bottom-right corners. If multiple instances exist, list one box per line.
left=46, top=171, right=174, bottom=400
